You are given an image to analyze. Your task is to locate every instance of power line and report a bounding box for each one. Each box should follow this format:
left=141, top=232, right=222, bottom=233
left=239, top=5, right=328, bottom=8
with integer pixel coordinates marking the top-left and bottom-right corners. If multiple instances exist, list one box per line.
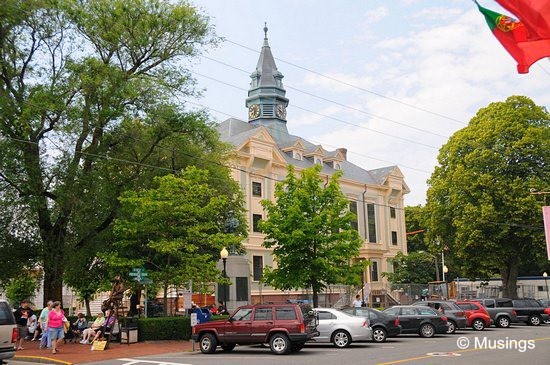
left=201, top=55, right=450, bottom=139
left=3, top=134, right=543, bottom=231
left=190, top=70, right=440, bottom=150
left=224, top=39, right=468, bottom=126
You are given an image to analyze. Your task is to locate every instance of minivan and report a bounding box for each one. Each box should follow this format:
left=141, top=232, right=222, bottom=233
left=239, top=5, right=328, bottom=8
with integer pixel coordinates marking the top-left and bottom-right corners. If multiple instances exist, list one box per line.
left=0, top=299, right=17, bottom=361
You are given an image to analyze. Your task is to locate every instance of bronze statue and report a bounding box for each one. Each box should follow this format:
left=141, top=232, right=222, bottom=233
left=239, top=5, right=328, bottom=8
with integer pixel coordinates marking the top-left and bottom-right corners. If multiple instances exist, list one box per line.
left=101, top=275, right=125, bottom=314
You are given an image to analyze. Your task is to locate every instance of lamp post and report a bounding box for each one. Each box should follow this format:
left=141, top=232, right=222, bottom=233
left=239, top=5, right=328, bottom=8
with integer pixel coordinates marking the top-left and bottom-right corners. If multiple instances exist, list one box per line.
left=225, top=210, right=239, bottom=254
left=544, top=272, right=549, bottom=300
left=442, top=265, right=448, bottom=282
left=220, top=247, right=229, bottom=309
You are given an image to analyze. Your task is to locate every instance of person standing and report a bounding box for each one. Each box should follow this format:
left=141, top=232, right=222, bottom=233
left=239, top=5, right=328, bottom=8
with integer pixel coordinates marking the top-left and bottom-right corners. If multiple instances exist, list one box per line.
left=38, top=300, right=53, bottom=349
left=47, top=301, right=65, bottom=354
left=14, top=300, right=34, bottom=350
left=352, top=295, right=363, bottom=308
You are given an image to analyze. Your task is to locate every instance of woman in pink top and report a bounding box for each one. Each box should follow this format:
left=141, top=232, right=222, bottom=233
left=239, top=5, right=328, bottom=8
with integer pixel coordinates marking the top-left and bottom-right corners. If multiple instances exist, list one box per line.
left=47, top=301, right=65, bottom=354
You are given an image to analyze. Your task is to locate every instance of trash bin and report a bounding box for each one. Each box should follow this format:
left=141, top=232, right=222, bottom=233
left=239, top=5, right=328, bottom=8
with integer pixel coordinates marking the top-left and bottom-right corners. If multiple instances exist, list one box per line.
left=120, top=317, right=139, bottom=344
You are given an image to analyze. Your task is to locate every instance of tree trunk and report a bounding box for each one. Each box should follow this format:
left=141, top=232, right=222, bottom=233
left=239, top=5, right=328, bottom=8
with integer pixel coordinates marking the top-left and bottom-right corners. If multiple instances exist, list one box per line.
left=42, top=253, right=64, bottom=307
left=501, top=258, right=519, bottom=299
left=85, top=297, right=91, bottom=317
left=163, top=283, right=168, bottom=316
left=312, top=288, right=319, bottom=308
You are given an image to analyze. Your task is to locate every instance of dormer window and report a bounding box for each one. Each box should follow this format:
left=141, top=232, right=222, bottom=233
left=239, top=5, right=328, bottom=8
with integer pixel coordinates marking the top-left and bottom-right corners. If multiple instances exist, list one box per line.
left=294, top=151, right=302, bottom=160
left=334, top=162, right=341, bottom=170
left=315, top=158, right=323, bottom=165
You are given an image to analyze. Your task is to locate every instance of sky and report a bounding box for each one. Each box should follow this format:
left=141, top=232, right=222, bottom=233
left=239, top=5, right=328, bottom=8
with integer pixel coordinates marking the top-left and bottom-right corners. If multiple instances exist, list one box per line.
left=187, top=0, right=550, bottom=206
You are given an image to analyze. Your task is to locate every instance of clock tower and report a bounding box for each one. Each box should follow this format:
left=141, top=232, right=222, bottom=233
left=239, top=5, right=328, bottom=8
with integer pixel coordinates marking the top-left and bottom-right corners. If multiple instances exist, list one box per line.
left=246, top=24, right=289, bottom=137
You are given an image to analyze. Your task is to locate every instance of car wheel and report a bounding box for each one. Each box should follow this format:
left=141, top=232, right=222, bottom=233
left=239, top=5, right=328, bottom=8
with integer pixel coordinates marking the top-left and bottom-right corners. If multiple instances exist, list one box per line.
left=372, top=327, right=387, bottom=343
left=528, top=315, right=541, bottom=326
left=446, top=320, right=456, bottom=334
left=332, top=330, right=351, bottom=348
left=496, top=316, right=510, bottom=328
left=199, top=333, right=217, bottom=354
left=269, top=333, right=291, bottom=355
left=472, top=319, right=485, bottom=331
left=419, top=323, right=435, bottom=338
left=221, top=343, right=236, bottom=352
left=291, top=342, right=305, bottom=352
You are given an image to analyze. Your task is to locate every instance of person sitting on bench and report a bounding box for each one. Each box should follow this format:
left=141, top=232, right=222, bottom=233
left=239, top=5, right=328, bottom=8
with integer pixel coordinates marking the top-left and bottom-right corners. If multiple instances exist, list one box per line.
left=80, top=312, right=104, bottom=344
left=92, top=309, right=116, bottom=342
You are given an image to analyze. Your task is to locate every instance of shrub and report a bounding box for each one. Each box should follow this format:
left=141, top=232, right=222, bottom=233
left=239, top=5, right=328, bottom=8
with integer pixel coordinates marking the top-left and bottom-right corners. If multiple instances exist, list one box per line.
left=138, top=316, right=191, bottom=341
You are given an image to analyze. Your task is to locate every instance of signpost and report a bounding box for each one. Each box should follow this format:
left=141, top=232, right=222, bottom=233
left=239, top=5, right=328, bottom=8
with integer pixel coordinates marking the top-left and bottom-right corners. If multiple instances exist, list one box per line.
left=129, top=268, right=152, bottom=317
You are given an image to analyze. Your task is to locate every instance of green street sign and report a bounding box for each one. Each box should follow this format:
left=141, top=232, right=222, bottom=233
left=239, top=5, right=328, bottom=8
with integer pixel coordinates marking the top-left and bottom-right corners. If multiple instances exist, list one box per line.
left=129, top=267, right=148, bottom=281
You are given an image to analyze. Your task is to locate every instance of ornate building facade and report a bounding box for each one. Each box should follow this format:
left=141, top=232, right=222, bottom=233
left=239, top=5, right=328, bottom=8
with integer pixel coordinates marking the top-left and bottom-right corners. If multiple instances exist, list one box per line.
left=216, top=26, right=409, bottom=305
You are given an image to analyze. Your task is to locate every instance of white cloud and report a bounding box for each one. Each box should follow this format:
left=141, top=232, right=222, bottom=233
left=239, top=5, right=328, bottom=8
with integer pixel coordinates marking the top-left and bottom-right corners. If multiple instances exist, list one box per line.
left=364, top=6, right=389, bottom=23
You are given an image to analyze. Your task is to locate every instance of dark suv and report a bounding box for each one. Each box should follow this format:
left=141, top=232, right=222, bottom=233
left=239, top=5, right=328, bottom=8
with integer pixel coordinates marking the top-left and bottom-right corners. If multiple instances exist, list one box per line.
left=412, top=300, right=467, bottom=333
left=192, top=304, right=319, bottom=355
left=472, top=298, right=518, bottom=328
left=511, top=299, right=549, bottom=326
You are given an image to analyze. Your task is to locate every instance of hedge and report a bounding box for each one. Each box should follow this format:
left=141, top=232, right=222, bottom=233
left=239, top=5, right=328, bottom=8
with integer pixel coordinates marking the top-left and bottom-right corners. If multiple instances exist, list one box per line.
left=138, top=316, right=192, bottom=341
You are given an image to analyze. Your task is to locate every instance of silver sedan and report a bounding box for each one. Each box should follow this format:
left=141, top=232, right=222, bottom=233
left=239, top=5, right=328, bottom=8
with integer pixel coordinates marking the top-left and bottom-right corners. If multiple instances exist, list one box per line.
left=313, top=308, right=373, bottom=348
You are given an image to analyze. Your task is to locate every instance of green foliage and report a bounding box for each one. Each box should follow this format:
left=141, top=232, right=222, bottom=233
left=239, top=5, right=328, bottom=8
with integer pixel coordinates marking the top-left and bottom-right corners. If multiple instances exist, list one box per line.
left=0, top=0, right=223, bottom=304
left=138, top=316, right=191, bottom=341
left=5, top=273, right=40, bottom=307
left=404, top=205, right=429, bottom=252
left=425, top=96, right=549, bottom=298
left=260, top=165, right=364, bottom=307
left=383, top=251, right=436, bottom=284
left=111, top=167, right=245, bottom=307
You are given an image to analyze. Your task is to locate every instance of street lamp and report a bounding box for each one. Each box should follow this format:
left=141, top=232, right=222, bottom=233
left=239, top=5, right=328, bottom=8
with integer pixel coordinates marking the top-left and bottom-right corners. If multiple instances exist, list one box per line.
left=220, top=247, right=229, bottom=309
left=544, top=272, right=549, bottom=300
left=442, top=265, right=449, bottom=282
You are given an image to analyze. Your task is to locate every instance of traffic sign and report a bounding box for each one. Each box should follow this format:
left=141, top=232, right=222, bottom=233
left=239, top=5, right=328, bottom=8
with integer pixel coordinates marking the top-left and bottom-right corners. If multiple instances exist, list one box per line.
left=129, top=267, right=149, bottom=283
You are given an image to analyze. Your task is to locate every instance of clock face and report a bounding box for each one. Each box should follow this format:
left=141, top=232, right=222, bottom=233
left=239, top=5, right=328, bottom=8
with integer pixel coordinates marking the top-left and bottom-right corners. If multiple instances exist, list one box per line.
left=248, top=104, right=260, bottom=119
left=276, top=104, right=287, bottom=119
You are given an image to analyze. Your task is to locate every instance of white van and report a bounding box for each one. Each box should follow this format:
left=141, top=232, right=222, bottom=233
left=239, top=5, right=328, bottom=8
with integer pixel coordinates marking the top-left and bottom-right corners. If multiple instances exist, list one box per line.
left=0, top=300, right=17, bottom=361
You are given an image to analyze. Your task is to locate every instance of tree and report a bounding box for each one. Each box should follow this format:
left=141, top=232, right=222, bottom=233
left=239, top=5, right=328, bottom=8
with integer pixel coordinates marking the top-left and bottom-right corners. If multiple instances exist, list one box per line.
left=5, top=272, right=41, bottom=307
left=260, top=165, right=364, bottom=307
left=383, top=251, right=436, bottom=284
left=426, top=96, right=549, bottom=298
left=111, top=167, right=245, bottom=315
left=404, top=205, right=429, bottom=252
left=0, top=0, right=221, bottom=304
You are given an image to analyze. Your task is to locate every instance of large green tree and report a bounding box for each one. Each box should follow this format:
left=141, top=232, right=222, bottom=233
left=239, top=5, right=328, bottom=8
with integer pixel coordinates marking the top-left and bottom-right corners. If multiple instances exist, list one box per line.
left=383, top=251, right=436, bottom=284
left=426, top=96, right=549, bottom=298
left=404, top=205, right=429, bottom=252
left=111, top=167, right=245, bottom=314
left=260, top=165, right=364, bottom=307
left=0, top=0, right=222, bottom=304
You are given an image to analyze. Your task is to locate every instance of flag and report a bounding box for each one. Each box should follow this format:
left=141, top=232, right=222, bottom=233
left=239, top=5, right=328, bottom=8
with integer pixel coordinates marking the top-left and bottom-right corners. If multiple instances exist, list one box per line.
left=543, top=206, right=550, bottom=261
left=495, top=0, right=550, bottom=39
left=476, top=1, right=550, bottom=73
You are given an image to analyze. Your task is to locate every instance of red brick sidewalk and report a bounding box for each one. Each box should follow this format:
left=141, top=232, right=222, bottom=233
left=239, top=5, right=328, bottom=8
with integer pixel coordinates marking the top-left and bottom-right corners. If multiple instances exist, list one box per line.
left=14, top=338, right=194, bottom=364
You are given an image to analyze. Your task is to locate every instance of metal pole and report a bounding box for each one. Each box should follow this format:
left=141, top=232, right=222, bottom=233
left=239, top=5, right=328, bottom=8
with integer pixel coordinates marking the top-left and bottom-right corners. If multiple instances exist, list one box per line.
left=442, top=252, right=446, bottom=282
left=222, top=258, right=228, bottom=309
left=144, top=287, right=148, bottom=318
left=546, top=277, right=549, bottom=300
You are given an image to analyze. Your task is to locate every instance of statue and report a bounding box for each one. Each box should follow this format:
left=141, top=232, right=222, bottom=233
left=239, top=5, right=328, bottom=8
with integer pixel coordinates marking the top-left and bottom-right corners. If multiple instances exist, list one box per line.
left=101, top=275, right=125, bottom=314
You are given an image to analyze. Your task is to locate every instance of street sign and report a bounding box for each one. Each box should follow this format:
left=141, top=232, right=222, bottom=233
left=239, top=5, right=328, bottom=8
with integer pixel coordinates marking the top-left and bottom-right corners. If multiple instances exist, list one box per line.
left=129, top=268, right=149, bottom=283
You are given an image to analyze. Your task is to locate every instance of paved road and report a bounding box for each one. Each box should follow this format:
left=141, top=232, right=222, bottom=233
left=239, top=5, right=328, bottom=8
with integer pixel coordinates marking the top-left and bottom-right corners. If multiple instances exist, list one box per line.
left=23, top=324, right=550, bottom=365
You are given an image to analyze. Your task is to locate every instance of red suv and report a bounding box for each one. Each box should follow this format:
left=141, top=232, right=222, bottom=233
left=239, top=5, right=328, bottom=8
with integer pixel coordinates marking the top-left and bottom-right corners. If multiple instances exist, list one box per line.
left=456, top=301, right=492, bottom=331
left=192, top=304, right=319, bottom=355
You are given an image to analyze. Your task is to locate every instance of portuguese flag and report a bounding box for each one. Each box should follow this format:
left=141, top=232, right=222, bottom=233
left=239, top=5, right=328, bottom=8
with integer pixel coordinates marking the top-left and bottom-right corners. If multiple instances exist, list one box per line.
left=476, top=1, right=550, bottom=73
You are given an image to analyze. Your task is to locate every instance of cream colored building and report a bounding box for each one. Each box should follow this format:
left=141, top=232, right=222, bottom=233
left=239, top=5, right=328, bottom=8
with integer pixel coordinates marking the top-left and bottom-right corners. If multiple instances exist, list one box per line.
left=216, top=27, right=409, bottom=305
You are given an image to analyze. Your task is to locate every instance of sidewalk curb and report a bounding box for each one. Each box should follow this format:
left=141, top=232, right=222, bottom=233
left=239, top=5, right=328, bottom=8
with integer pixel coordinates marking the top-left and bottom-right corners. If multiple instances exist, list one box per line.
left=13, top=355, right=73, bottom=365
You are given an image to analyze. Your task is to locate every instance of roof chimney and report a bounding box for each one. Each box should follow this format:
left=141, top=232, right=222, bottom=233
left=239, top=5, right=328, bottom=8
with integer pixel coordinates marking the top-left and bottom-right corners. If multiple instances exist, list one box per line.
left=337, top=148, right=347, bottom=160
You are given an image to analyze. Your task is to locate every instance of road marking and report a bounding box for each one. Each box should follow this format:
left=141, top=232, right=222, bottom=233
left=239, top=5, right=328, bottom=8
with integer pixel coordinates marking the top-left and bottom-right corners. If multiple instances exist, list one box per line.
left=117, top=359, right=191, bottom=365
left=376, top=337, right=550, bottom=365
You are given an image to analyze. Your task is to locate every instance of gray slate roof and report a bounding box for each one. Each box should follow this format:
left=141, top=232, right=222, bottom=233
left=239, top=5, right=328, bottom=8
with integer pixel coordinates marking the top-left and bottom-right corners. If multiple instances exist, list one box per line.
left=216, top=118, right=399, bottom=187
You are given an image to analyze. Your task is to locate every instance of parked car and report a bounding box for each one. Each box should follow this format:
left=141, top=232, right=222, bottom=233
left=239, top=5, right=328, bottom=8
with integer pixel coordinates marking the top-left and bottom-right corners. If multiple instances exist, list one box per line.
left=456, top=301, right=492, bottom=331
left=539, top=299, right=550, bottom=324
left=383, top=305, right=448, bottom=338
left=511, top=299, right=549, bottom=326
left=341, top=307, right=401, bottom=342
left=192, top=304, right=319, bottom=355
left=471, top=298, right=518, bottom=328
left=313, top=308, right=372, bottom=348
left=0, top=300, right=17, bottom=362
left=412, top=300, right=467, bottom=334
